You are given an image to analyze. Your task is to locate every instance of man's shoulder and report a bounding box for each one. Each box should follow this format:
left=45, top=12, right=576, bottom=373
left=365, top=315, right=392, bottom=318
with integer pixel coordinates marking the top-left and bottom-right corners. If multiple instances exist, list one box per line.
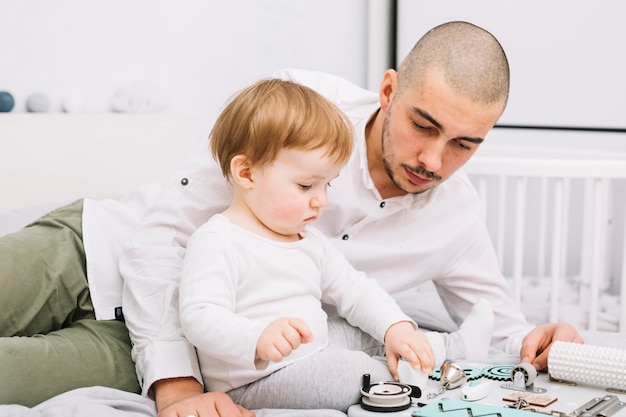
left=275, top=68, right=358, bottom=87
left=275, top=68, right=378, bottom=109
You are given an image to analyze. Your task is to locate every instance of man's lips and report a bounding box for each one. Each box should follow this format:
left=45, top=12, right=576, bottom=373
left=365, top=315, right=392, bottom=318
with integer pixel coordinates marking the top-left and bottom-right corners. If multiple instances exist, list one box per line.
left=405, top=167, right=435, bottom=185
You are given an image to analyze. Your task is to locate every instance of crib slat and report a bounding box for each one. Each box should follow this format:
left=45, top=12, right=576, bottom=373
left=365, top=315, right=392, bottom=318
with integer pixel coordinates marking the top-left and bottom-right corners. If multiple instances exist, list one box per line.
left=549, top=180, right=564, bottom=324
left=537, top=178, right=548, bottom=278
left=512, top=177, right=526, bottom=306
left=560, top=179, right=571, bottom=279
left=580, top=178, right=595, bottom=285
left=496, top=176, right=507, bottom=267
left=589, top=178, right=610, bottom=331
left=477, top=177, right=488, bottom=225
left=621, top=209, right=626, bottom=332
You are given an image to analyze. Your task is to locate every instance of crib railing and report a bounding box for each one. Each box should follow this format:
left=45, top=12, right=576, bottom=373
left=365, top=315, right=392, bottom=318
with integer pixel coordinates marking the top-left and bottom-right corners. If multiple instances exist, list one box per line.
left=463, top=145, right=626, bottom=332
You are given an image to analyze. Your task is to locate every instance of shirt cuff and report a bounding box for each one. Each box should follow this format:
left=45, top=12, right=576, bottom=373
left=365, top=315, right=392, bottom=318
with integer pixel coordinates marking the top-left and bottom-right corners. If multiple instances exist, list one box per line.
left=141, top=340, right=203, bottom=397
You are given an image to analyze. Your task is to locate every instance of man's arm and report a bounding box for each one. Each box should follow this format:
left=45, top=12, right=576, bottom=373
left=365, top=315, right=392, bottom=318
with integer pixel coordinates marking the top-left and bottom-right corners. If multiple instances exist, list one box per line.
left=154, top=377, right=203, bottom=412
left=155, top=377, right=254, bottom=417
left=119, top=138, right=233, bottom=397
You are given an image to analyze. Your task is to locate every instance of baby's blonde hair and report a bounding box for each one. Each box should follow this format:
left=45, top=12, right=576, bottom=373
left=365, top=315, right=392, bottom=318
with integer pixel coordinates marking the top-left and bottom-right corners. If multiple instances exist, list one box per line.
left=211, top=78, right=353, bottom=178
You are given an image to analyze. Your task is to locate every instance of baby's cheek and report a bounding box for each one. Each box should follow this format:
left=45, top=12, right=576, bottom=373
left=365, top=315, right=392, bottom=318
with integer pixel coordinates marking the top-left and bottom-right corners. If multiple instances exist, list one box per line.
left=271, top=201, right=303, bottom=222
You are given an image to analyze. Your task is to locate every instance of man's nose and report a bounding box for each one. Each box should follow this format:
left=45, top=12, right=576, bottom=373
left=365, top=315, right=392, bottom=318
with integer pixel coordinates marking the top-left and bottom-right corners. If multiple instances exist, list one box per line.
left=417, top=139, right=445, bottom=173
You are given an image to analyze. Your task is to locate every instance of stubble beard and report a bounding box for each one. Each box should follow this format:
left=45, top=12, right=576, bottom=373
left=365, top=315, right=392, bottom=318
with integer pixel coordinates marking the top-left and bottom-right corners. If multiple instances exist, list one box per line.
left=381, top=114, right=440, bottom=196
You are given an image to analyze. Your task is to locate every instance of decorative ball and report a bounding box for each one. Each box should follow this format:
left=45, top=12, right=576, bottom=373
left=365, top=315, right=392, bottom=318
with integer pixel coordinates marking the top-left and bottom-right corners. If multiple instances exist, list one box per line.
left=62, top=95, right=83, bottom=113
left=0, top=91, right=15, bottom=112
left=111, top=80, right=169, bottom=113
left=26, top=92, right=50, bottom=113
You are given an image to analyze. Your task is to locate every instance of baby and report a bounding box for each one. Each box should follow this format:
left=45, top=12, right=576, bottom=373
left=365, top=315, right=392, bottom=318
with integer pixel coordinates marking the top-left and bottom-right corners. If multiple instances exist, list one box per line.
left=179, top=78, right=493, bottom=411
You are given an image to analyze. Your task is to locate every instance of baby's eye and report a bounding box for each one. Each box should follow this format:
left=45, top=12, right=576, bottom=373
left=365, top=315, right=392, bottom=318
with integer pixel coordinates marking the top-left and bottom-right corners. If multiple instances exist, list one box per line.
left=298, top=184, right=312, bottom=190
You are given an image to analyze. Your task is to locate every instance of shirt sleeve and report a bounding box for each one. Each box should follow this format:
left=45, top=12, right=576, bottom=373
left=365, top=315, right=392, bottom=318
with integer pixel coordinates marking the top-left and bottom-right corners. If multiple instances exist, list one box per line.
left=119, top=137, right=233, bottom=396
left=313, top=229, right=416, bottom=342
left=435, top=218, right=534, bottom=355
left=274, top=68, right=377, bottom=114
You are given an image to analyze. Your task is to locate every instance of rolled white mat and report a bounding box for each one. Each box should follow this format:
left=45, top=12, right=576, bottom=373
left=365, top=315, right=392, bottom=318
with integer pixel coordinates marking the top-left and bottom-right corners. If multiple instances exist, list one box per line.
left=548, top=341, right=626, bottom=390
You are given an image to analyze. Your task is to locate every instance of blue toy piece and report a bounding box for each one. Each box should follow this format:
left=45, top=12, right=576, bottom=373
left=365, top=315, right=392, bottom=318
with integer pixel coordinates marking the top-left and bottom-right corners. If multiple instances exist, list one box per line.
left=412, top=399, right=547, bottom=417
left=0, top=91, right=15, bottom=112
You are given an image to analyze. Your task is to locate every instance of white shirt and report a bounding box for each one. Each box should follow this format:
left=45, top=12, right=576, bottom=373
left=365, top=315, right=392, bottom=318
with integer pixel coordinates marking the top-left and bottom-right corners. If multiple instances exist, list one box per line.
left=180, top=214, right=413, bottom=392
left=85, top=68, right=532, bottom=395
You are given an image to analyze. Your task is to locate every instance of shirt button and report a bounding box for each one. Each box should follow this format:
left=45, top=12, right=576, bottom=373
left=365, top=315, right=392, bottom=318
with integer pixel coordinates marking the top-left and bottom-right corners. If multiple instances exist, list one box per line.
left=379, top=201, right=385, bottom=208
left=342, top=234, right=349, bottom=240
left=181, top=178, right=189, bottom=186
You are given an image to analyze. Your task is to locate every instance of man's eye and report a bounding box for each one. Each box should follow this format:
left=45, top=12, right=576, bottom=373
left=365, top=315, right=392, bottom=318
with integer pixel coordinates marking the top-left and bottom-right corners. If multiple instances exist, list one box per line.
left=413, top=121, right=429, bottom=130
left=454, top=139, right=472, bottom=151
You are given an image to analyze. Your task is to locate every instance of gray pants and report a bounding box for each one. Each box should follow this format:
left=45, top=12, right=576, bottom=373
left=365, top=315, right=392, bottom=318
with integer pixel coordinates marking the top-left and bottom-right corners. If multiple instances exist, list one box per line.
left=0, top=200, right=140, bottom=407
left=228, top=316, right=391, bottom=412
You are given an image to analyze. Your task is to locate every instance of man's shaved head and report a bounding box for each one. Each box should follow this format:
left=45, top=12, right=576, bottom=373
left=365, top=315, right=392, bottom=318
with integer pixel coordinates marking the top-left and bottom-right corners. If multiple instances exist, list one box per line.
left=397, top=21, right=510, bottom=106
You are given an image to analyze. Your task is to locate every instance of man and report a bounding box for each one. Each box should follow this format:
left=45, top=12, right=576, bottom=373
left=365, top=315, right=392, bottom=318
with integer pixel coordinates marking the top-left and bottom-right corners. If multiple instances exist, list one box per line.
left=119, top=21, right=582, bottom=416
left=0, top=21, right=581, bottom=416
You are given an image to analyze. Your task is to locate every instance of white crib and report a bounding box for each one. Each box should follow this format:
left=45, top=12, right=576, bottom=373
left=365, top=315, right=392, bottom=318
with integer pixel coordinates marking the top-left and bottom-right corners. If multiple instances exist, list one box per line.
left=463, top=144, right=626, bottom=333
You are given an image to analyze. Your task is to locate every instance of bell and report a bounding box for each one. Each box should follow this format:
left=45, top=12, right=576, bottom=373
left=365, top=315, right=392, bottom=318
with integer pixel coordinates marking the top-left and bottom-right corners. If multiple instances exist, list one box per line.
left=440, top=361, right=468, bottom=390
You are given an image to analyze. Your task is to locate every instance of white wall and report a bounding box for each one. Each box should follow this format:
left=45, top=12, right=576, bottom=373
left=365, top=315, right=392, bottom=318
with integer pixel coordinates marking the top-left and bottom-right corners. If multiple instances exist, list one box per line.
left=0, top=0, right=375, bottom=135
left=0, top=0, right=400, bottom=210
left=396, top=0, right=626, bottom=130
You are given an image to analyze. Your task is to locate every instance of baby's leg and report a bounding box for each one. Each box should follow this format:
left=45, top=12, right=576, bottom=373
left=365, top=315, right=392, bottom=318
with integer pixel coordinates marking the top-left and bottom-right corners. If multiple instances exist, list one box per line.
left=327, top=315, right=386, bottom=357
left=228, top=346, right=391, bottom=412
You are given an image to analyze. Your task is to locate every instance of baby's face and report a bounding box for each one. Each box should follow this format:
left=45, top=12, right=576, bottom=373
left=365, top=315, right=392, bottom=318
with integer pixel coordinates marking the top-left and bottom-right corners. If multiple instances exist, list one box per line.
left=247, top=146, right=343, bottom=240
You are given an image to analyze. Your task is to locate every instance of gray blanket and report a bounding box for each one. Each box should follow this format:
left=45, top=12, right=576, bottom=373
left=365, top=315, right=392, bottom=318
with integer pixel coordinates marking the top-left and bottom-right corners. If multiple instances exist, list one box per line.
left=0, top=386, right=347, bottom=417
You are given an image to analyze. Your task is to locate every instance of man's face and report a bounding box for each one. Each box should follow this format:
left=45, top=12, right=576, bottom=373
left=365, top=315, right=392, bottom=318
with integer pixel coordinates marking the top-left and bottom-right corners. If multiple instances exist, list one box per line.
left=380, top=69, right=505, bottom=195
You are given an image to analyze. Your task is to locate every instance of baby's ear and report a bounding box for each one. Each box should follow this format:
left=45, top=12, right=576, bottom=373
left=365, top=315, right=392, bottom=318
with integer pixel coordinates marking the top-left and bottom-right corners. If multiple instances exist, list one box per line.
left=230, top=155, right=254, bottom=189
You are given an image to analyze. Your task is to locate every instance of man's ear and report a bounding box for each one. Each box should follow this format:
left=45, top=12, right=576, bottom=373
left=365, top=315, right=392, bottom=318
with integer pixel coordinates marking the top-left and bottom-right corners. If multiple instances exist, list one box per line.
left=230, top=155, right=254, bottom=189
left=379, top=69, right=398, bottom=112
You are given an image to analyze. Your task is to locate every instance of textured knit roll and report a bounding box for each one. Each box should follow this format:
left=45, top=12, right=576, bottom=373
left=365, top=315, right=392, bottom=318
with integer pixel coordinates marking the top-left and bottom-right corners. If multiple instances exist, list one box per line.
left=548, top=341, right=626, bottom=390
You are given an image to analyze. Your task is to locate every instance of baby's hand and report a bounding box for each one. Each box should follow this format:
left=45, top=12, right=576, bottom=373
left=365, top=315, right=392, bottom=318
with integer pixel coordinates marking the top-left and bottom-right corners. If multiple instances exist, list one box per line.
left=384, top=321, right=435, bottom=379
left=256, top=317, right=314, bottom=363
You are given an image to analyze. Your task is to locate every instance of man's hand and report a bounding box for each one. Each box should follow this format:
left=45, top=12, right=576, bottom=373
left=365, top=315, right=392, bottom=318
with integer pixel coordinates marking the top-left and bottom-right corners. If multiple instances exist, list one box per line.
left=256, top=317, right=313, bottom=363
left=520, top=323, right=584, bottom=371
left=154, top=377, right=255, bottom=417
left=384, top=321, right=435, bottom=378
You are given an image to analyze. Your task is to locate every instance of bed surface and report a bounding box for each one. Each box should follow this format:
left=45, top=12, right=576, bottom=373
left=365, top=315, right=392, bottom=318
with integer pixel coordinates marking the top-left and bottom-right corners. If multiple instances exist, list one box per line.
left=2, top=330, right=625, bottom=417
